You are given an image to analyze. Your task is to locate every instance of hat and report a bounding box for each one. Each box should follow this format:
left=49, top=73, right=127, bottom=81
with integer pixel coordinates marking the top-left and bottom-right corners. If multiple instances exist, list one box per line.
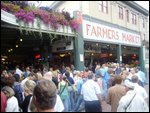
left=124, top=80, right=134, bottom=89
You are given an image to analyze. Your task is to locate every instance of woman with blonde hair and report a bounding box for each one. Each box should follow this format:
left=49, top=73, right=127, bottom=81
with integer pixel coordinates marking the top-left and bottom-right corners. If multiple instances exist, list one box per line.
left=2, top=86, right=19, bottom=112
left=21, top=80, right=36, bottom=112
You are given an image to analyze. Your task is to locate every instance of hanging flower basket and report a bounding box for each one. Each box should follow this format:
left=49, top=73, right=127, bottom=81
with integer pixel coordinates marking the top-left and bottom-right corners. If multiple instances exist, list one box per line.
left=1, top=1, right=79, bottom=32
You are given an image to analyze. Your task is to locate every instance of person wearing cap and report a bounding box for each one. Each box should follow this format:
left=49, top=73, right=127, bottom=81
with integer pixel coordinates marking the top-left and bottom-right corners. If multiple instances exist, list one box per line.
left=117, top=81, right=149, bottom=112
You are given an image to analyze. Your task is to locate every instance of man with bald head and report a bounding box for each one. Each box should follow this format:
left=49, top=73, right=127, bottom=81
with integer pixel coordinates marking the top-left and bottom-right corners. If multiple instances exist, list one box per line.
left=131, top=75, right=148, bottom=100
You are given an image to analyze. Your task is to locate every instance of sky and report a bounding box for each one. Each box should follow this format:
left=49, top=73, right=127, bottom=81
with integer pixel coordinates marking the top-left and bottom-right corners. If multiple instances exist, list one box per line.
left=32, top=1, right=149, bottom=11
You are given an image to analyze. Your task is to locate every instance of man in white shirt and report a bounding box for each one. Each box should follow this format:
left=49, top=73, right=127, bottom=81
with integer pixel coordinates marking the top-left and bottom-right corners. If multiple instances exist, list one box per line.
left=131, top=75, right=148, bottom=99
left=117, top=80, right=149, bottom=112
left=81, top=71, right=102, bottom=112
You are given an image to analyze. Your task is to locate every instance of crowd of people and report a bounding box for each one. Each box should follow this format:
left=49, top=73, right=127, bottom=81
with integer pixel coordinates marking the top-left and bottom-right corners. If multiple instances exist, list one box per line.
left=1, top=62, right=149, bottom=112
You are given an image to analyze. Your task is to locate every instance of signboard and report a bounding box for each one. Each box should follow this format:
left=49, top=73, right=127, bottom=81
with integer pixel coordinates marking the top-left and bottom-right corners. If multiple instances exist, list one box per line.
left=80, top=54, right=84, bottom=62
left=83, top=20, right=141, bottom=46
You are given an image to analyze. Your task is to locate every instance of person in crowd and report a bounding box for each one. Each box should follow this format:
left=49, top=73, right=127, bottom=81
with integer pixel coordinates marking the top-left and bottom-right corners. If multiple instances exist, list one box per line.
left=58, top=76, right=69, bottom=112
left=117, top=80, right=149, bottom=112
left=32, top=80, right=57, bottom=112
left=131, top=75, right=148, bottom=100
left=15, top=65, right=23, bottom=79
left=64, top=67, right=74, bottom=78
left=65, top=71, right=75, bottom=111
left=13, top=74, right=24, bottom=108
left=106, top=75, right=126, bottom=112
left=21, top=72, right=37, bottom=88
left=1, top=71, right=12, bottom=89
left=2, top=86, right=19, bottom=112
left=73, top=72, right=84, bottom=112
left=21, top=80, right=36, bottom=112
left=1, top=91, right=7, bottom=112
left=42, top=71, right=64, bottom=112
left=115, top=63, right=122, bottom=75
left=136, top=67, right=146, bottom=87
left=71, top=64, right=75, bottom=74
left=23, top=66, right=31, bottom=79
left=100, top=64, right=109, bottom=100
left=52, top=70, right=59, bottom=88
left=81, top=71, right=102, bottom=112
left=124, top=68, right=136, bottom=83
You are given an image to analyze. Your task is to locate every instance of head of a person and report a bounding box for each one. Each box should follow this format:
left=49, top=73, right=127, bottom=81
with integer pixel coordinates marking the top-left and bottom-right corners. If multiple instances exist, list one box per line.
left=130, top=68, right=136, bottom=74
left=114, top=75, right=123, bottom=84
left=43, top=71, right=53, bottom=81
left=33, top=80, right=57, bottom=111
left=28, top=72, right=37, bottom=81
left=24, top=80, right=36, bottom=97
left=26, top=67, right=30, bottom=71
left=13, top=74, right=20, bottom=82
left=136, top=66, right=141, bottom=72
left=88, top=71, right=94, bottom=79
left=85, top=67, right=89, bottom=72
left=66, top=67, right=71, bottom=72
left=95, top=65, right=100, bottom=71
left=124, top=80, right=134, bottom=91
left=131, top=75, right=139, bottom=83
left=1, top=70, right=8, bottom=77
left=62, top=76, right=67, bottom=81
left=4, top=76, right=15, bottom=87
left=65, top=71, right=70, bottom=77
left=2, top=86, right=15, bottom=99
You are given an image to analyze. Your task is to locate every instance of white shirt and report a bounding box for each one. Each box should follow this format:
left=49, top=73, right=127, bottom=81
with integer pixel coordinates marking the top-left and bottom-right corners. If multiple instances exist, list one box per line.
left=63, top=72, right=73, bottom=79
left=133, top=83, right=148, bottom=99
left=117, top=90, right=149, bottom=112
left=54, top=95, right=64, bottom=112
left=16, top=68, right=23, bottom=77
left=6, top=96, right=19, bottom=112
left=21, top=78, right=29, bottom=89
left=81, top=79, right=101, bottom=101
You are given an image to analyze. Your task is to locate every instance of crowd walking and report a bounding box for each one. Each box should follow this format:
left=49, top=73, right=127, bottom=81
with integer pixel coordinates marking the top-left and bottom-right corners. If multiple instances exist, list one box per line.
left=1, top=62, right=149, bottom=112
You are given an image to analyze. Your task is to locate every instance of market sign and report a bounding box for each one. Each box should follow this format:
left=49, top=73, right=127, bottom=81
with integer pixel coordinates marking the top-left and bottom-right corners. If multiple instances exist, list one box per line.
left=83, top=20, right=141, bottom=46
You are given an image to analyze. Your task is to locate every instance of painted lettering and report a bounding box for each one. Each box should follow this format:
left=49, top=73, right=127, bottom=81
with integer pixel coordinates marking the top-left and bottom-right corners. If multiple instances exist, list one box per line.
left=86, top=24, right=91, bottom=35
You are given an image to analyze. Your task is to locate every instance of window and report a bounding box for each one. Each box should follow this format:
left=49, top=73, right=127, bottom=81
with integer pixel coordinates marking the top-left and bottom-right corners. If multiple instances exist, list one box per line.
left=119, top=6, right=123, bottom=19
left=131, top=13, right=136, bottom=25
left=142, top=18, right=145, bottom=28
left=126, top=10, right=129, bottom=22
left=98, top=1, right=108, bottom=14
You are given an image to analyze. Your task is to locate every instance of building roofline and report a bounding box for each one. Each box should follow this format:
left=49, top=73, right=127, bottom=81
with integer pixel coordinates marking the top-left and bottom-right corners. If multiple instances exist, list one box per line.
left=50, top=1, right=65, bottom=9
left=50, top=1, right=149, bottom=16
left=122, top=1, right=149, bottom=16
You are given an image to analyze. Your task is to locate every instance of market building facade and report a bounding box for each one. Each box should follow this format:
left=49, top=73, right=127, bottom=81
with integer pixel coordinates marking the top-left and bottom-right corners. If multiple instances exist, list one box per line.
left=51, top=1, right=149, bottom=71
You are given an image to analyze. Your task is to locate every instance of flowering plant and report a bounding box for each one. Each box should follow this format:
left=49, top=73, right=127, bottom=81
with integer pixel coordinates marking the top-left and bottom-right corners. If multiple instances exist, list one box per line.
left=1, top=1, right=79, bottom=32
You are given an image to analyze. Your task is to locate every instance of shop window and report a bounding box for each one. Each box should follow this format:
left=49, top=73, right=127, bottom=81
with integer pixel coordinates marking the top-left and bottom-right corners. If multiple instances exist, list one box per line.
left=118, top=6, right=123, bottom=20
left=131, top=13, right=137, bottom=25
left=98, top=1, right=108, bottom=14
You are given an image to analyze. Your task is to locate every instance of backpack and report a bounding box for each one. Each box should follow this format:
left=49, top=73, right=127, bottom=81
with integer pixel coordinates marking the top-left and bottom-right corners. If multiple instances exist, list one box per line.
left=13, top=84, right=24, bottom=107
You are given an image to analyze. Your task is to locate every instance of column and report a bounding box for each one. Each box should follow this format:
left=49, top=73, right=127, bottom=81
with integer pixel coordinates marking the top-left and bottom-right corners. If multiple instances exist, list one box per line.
left=117, top=44, right=122, bottom=64
left=73, top=11, right=84, bottom=71
left=139, top=46, right=145, bottom=72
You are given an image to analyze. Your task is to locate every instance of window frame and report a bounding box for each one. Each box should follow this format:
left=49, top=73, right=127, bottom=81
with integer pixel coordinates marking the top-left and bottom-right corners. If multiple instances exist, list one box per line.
left=118, top=6, right=123, bottom=20
left=98, top=1, right=108, bottom=14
